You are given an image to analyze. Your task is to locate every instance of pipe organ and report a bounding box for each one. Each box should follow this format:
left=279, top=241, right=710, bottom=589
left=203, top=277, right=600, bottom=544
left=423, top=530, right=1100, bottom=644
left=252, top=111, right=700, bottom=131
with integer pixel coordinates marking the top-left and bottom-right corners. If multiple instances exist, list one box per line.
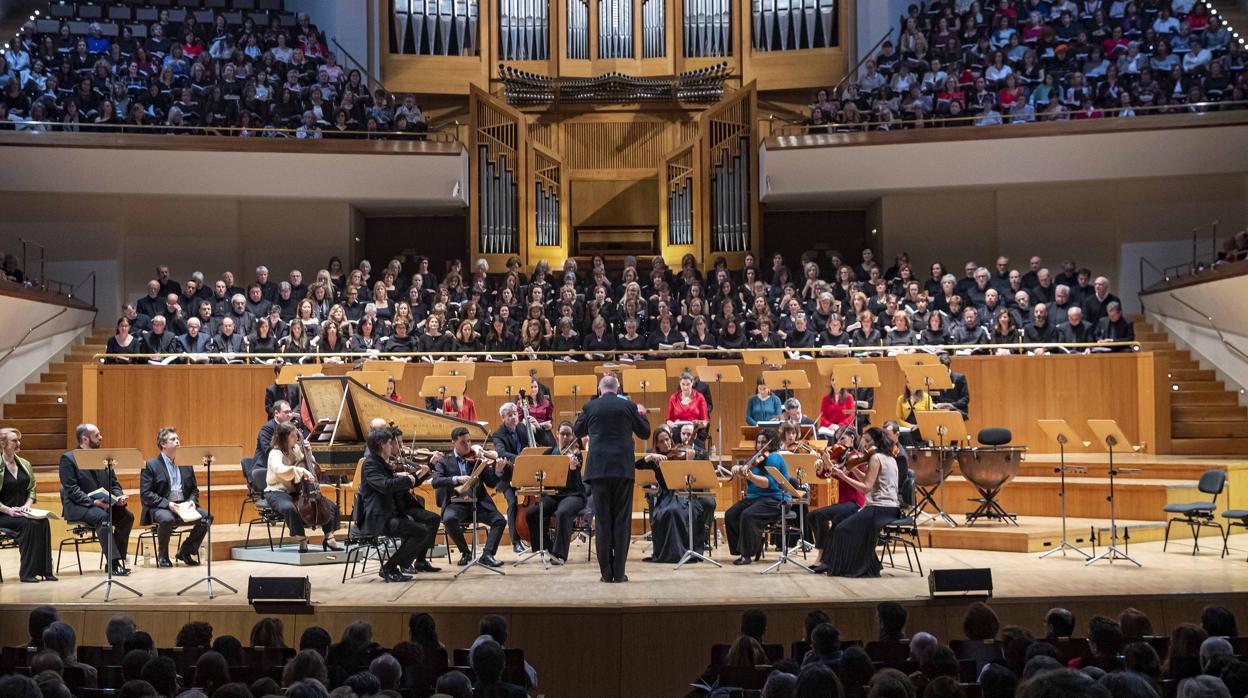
left=665, top=147, right=695, bottom=246
left=598, top=0, right=634, bottom=58
left=500, top=0, right=551, bottom=61
left=391, top=0, right=480, bottom=56
left=683, top=0, right=731, bottom=57
left=642, top=0, right=666, bottom=58
left=752, top=0, right=836, bottom=51
left=567, top=0, right=589, bottom=59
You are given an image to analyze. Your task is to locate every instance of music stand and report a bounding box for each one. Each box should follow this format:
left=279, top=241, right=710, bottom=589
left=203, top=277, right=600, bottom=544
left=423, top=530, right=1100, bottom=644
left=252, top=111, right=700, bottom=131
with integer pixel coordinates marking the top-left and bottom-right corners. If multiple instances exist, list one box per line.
left=834, top=363, right=881, bottom=427
left=665, top=357, right=708, bottom=379
left=176, top=445, right=243, bottom=598
left=695, top=365, right=743, bottom=460
left=762, top=369, right=810, bottom=396
left=781, top=452, right=819, bottom=556
left=419, top=375, right=468, bottom=410
left=1085, top=419, right=1143, bottom=567
left=761, top=465, right=815, bottom=575
left=511, top=360, right=555, bottom=379
left=432, top=363, right=477, bottom=379
left=913, top=410, right=966, bottom=528
left=895, top=354, right=940, bottom=369
left=749, top=349, right=787, bottom=369
left=815, top=357, right=860, bottom=378
left=656, top=459, right=722, bottom=570
left=73, top=448, right=144, bottom=601
left=622, top=368, right=669, bottom=411
left=901, top=363, right=953, bottom=398
left=486, top=375, right=532, bottom=404
left=593, top=363, right=637, bottom=375
left=350, top=371, right=392, bottom=393
left=361, top=361, right=407, bottom=383
left=1037, top=420, right=1091, bottom=560
left=453, top=457, right=506, bottom=579
left=553, top=375, right=598, bottom=416
left=512, top=454, right=572, bottom=569
left=278, top=363, right=323, bottom=384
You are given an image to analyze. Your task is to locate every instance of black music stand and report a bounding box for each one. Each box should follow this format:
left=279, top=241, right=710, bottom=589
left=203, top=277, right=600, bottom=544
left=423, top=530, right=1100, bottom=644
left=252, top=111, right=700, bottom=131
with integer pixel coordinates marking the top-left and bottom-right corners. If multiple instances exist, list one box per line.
left=761, top=465, right=815, bottom=575
left=1038, top=420, right=1091, bottom=560
left=659, top=459, right=722, bottom=570
left=1085, top=420, right=1142, bottom=567
left=453, top=457, right=506, bottom=579
left=177, top=445, right=242, bottom=598
left=512, top=454, right=571, bottom=570
left=74, top=448, right=144, bottom=601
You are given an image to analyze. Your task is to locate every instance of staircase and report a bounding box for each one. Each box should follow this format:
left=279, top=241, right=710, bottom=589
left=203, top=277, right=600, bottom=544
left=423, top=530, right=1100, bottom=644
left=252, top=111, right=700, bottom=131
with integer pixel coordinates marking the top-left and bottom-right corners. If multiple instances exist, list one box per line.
left=1135, top=317, right=1248, bottom=455
left=0, top=327, right=110, bottom=466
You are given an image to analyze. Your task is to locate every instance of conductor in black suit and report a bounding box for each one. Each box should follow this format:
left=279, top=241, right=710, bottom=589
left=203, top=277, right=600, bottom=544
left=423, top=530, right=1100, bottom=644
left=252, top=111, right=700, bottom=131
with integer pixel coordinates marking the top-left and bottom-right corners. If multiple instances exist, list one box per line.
left=573, top=374, right=651, bottom=583
left=930, top=352, right=970, bottom=420
left=358, top=426, right=432, bottom=582
left=432, top=426, right=507, bottom=568
left=59, top=423, right=134, bottom=577
left=139, top=427, right=212, bottom=567
left=263, top=364, right=302, bottom=416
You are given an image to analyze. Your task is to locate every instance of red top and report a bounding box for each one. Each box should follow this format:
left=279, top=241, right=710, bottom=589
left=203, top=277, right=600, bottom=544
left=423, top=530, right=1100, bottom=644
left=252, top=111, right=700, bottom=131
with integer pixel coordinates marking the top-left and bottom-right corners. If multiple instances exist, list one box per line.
left=444, top=395, right=477, bottom=422
left=819, top=391, right=856, bottom=429
left=666, top=390, right=709, bottom=423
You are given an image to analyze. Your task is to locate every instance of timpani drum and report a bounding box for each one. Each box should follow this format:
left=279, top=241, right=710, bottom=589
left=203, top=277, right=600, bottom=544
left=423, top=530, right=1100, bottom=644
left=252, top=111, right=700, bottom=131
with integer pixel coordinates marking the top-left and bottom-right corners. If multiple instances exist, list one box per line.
left=957, top=446, right=1025, bottom=526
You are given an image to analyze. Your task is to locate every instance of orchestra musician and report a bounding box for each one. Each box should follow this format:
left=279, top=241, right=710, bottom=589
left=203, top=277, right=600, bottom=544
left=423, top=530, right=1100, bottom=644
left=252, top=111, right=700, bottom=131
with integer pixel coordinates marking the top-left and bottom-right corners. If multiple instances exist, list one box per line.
left=522, top=421, right=586, bottom=565
left=264, top=422, right=343, bottom=553
left=361, top=419, right=441, bottom=574
left=431, top=426, right=507, bottom=568
left=805, top=426, right=866, bottom=575
left=521, top=378, right=556, bottom=447
left=359, top=426, right=435, bottom=582
left=59, top=424, right=134, bottom=577
left=573, top=374, right=651, bottom=583
left=818, top=427, right=901, bottom=578
left=263, top=363, right=302, bottom=418
left=491, top=402, right=538, bottom=553
left=635, top=427, right=715, bottom=564
left=253, top=400, right=302, bottom=470
left=930, top=352, right=970, bottom=419
left=665, top=371, right=709, bottom=440
left=723, top=427, right=789, bottom=566
left=139, top=427, right=212, bottom=568
left=0, top=428, right=55, bottom=582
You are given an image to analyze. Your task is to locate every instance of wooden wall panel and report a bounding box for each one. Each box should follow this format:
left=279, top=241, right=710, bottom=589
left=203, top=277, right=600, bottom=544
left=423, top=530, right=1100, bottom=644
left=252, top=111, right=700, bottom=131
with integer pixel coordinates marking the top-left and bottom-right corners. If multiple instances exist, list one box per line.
left=76, top=353, right=1164, bottom=464
left=571, top=179, right=660, bottom=227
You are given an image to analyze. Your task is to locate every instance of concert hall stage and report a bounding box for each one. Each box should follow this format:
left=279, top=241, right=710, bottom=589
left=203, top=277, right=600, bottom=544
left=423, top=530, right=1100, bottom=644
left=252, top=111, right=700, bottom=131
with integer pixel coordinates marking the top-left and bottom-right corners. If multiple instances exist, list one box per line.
left=2, top=534, right=1247, bottom=697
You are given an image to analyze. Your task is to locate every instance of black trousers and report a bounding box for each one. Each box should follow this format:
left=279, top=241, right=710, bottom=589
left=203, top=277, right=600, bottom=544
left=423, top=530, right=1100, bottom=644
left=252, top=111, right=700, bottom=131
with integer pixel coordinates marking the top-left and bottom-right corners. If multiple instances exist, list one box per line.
left=382, top=516, right=433, bottom=569
left=590, top=477, right=633, bottom=581
left=401, top=505, right=441, bottom=563
left=499, top=479, right=520, bottom=542
left=725, top=497, right=782, bottom=558
left=77, top=504, right=135, bottom=563
left=266, top=489, right=340, bottom=539
left=0, top=514, right=53, bottom=578
left=525, top=493, right=586, bottom=561
left=150, top=505, right=211, bottom=558
left=441, top=502, right=505, bottom=557
left=807, top=502, right=860, bottom=550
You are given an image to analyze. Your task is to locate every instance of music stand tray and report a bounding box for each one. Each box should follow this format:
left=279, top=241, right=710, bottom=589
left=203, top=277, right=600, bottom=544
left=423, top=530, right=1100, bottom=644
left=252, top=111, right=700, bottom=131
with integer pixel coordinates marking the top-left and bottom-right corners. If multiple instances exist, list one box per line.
left=623, top=368, right=669, bottom=414
left=553, top=375, right=598, bottom=417
left=913, top=410, right=966, bottom=528
left=348, top=370, right=392, bottom=393
left=432, top=363, right=477, bottom=379
left=1037, top=420, right=1092, bottom=560
left=175, top=445, right=243, bottom=598
left=665, top=357, right=708, bottom=378
left=1085, top=419, right=1143, bottom=567
left=511, top=360, right=555, bottom=379
left=654, top=459, right=722, bottom=570
left=512, top=454, right=572, bottom=570
left=72, top=448, right=145, bottom=601
left=486, top=375, right=533, bottom=401
left=419, top=375, right=468, bottom=405
left=361, top=361, right=407, bottom=383
left=761, top=466, right=815, bottom=575
left=278, top=363, right=323, bottom=385
left=815, top=357, right=860, bottom=378
left=749, top=349, right=787, bottom=369
left=695, top=364, right=743, bottom=459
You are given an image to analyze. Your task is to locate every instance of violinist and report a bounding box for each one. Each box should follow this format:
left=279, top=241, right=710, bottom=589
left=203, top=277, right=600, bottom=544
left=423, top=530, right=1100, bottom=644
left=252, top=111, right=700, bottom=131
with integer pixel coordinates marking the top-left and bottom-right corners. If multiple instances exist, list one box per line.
left=265, top=422, right=342, bottom=553
left=361, top=426, right=435, bottom=582
left=723, top=427, right=788, bottom=566
left=431, top=426, right=507, bottom=568
left=383, top=424, right=442, bottom=574
left=806, top=426, right=867, bottom=574
left=635, top=427, right=715, bottom=564
left=818, top=427, right=901, bottom=578
left=523, top=422, right=586, bottom=565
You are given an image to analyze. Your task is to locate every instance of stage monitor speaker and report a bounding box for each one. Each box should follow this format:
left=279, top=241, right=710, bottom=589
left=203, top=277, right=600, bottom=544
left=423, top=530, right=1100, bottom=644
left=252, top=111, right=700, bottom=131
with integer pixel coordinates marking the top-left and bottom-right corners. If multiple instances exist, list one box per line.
left=928, top=568, right=993, bottom=597
left=248, top=576, right=311, bottom=612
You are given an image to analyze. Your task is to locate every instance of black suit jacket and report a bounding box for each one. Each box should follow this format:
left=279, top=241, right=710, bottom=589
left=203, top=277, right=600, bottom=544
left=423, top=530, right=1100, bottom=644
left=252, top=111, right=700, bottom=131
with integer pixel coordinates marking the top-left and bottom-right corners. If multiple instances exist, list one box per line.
left=359, top=452, right=420, bottom=536
left=59, top=452, right=124, bottom=523
left=264, top=383, right=302, bottom=417
left=573, top=393, right=651, bottom=481
left=931, top=371, right=970, bottom=420
left=491, top=424, right=535, bottom=485
left=139, top=456, right=200, bottom=525
left=431, top=451, right=501, bottom=510
left=253, top=419, right=278, bottom=468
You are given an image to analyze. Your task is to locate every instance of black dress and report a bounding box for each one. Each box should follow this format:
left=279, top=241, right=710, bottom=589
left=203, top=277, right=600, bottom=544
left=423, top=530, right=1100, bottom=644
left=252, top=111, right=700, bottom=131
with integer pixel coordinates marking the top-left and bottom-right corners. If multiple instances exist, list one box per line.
left=822, top=454, right=900, bottom=578
left=0, top=463, right=54, bottom=580
left=105, top=335, right=140, bottom=363
left=635, top=458, right=714, bottom=563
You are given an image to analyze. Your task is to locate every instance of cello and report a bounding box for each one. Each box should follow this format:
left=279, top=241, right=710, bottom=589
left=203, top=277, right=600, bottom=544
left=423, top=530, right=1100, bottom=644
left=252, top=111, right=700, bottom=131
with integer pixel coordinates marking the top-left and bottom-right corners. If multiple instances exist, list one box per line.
left=294, top=437, right=335, bottom=528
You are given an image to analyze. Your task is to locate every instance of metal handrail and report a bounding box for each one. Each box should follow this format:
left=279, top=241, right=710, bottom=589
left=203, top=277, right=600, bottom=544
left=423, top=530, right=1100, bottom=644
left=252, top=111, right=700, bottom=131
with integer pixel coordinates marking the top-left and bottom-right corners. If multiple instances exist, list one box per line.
left=833, top=27, right=895, bottom=98
left=331, top=36, right=389, bottom=101
left=1163, top=292, right=1248, bottom=366
left=72, top=271, right=97, bottom=307
left=1138, top=256, right=1168, bottom=314
left=92, top=340, right=1140, bottom=362
left=5, top=119, right=460, bottom=142
left=0, top=309, right=96, bottom=367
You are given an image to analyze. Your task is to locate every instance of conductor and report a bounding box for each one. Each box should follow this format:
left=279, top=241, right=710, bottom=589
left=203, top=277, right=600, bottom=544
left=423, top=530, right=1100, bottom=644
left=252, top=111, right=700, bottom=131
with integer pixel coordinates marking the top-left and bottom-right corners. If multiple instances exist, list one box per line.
left=573, top=374, right=651, bottom=583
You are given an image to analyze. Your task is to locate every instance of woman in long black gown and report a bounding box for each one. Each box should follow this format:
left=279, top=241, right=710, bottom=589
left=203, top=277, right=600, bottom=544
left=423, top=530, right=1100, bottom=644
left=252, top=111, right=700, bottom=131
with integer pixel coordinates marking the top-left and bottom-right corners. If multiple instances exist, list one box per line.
left=820, top=427, right=900, bottom=578
left=0, top=428, right=55, bottom=582
left=635, top=427, right=713, bottom=564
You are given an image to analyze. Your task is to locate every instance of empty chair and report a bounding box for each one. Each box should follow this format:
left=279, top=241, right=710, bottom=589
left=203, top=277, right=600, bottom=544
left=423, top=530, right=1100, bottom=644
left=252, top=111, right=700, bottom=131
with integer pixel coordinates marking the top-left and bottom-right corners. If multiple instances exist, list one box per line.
left=1163, top=469, right=1226, bottom=554
left=1221, top=509, right=1248, bottom=561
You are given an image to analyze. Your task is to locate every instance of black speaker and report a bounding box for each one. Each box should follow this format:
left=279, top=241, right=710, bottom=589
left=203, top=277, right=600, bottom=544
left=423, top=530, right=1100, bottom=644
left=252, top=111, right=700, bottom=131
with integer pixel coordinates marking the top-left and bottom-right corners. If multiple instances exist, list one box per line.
left=247, top=576, right=310, bottom=604
left=928, top=568, right=993, bottom=597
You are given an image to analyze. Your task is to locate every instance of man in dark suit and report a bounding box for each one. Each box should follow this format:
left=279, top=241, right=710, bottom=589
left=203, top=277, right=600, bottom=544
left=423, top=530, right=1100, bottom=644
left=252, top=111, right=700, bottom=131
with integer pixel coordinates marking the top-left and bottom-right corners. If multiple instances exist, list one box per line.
left=59, top=424, right=134, bottom=577
left=253, top=400, right=301, bottom=468
left=358, top=426, right=432, bottom=582
left=136, top=280, right=164, bottom=320
left=573, top=374, right=651, bottom=583
left=432, top=427, right=506, bottom=568
left=138, top=427, right=211, bottom=567
left=359, top=419, right=441, bottom=574
left=930, top=352, right=970, bottom=420
left=141, top=316, right=182, bottom=358
left=176, top=317, right=212, bottom=354
left=491, top=402, right=537, bottom=553
left=263, top=364, right=303, bottom=418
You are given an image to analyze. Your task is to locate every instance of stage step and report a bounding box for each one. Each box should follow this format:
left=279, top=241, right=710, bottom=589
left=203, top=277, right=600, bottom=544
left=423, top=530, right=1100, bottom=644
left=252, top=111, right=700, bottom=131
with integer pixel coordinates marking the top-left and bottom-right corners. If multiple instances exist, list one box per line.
left=14, top=393, right=66, bottom=404
left=1173, top=405, right=1247, bottom=419
left=18, top=433, right=66, bottom=449
left=20, top=448, right=66, bottom=465
left=0, top=418, right=65, bottom=432
left=939, top=475, right=1197, bottom=521
left=1171, top=391, right=1238, bottom=406
left=1171, top=421, right=1248, bottom=438
left=918, top=516, right=1216, bottom=553
left=26, top=383, right=68, bottom=394
left=4, top=403, right=67, bottom=418
left=1170, top=438, right=1248, bottom=455
left=1171, top=381, right=1226, bottom=392
left=1169, top=369, right=1216, bottom=381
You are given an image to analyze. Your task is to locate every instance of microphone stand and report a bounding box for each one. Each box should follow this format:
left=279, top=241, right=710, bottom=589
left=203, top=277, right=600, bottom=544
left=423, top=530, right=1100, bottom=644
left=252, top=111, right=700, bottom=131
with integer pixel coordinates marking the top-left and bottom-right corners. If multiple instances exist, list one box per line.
left=81, top=456, right=142, bottom=602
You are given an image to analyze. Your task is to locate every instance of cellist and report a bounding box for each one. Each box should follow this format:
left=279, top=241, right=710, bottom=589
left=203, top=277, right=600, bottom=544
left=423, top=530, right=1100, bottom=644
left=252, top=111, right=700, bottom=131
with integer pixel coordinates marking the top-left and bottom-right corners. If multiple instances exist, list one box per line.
left=264, top=421, right=342, bottom=553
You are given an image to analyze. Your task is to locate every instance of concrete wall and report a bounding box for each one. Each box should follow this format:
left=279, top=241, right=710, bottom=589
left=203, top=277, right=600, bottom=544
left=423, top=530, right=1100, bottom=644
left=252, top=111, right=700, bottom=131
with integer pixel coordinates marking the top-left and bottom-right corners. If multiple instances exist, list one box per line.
left=855, top=0, right=907, bottom=65
left=0, top=294, right=95, bottom=412
left=283, top=0, right=374, bottom=83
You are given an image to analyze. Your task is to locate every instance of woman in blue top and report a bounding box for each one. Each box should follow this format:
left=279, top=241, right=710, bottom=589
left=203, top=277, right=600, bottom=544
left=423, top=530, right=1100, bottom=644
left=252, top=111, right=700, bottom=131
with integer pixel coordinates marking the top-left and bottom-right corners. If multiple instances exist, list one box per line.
left=745, top=377, right=783, bottom=426
left=724, top=426, right=789, bottom=566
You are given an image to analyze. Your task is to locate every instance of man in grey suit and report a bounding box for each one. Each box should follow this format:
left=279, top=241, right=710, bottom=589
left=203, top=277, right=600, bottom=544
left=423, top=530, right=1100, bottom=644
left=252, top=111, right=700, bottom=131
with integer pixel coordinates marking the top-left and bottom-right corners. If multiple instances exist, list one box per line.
left=573, top=374, right=651, bottom=583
